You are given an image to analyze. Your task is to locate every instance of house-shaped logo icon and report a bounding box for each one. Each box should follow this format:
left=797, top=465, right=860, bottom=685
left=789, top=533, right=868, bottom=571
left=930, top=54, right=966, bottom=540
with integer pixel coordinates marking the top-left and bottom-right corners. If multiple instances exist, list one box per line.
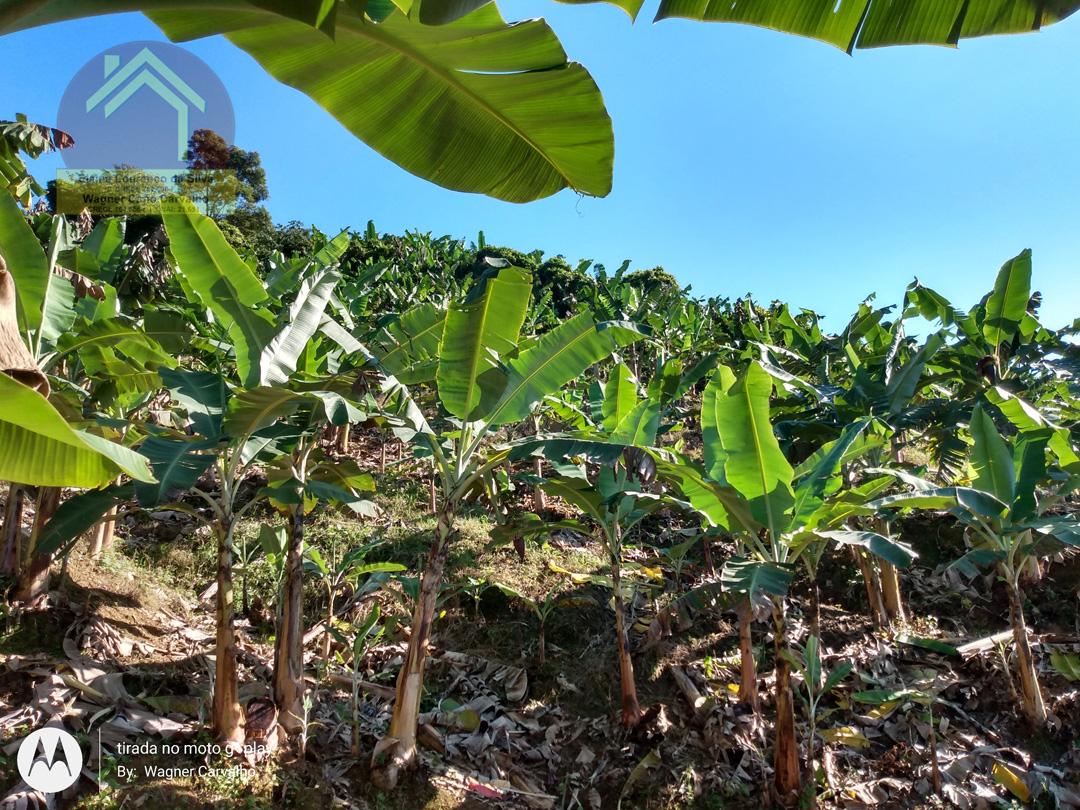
left=84, top=47, right=206, bottom=161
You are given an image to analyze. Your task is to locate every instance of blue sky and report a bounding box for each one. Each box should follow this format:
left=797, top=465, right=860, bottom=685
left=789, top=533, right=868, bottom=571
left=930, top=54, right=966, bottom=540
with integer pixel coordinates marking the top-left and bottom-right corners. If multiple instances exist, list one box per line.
left=2, top=6, right=1079, bottom=331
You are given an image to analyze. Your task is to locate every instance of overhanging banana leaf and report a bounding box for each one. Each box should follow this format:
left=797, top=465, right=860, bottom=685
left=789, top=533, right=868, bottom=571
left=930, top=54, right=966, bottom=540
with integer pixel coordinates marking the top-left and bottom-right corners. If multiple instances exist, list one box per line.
left=655, top=0, right=1079, bottom=52
left=415, top=0, right=644, bottom=25
left=507, top=432, right=632, bottom=464
left=148, top=3, right=614, bottom=202
left=0, top=372, right=154, bottom=487
left=651, top=455, right=756, bottom=532
left=869, top=485, right=1008, bottom=519
left=0, top=1, right=340, bottom=31
left=53, top=318, right=181, bottom=367
left=225, top=386, right=316, bottom=436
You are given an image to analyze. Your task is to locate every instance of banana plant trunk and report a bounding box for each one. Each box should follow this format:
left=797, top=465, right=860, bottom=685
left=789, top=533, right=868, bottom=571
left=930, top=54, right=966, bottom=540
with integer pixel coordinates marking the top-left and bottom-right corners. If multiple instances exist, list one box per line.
left=274, top=504, right=306, bottom=735
left=531, top=416, right=546, bottom=513
left=736, top=596, right=759, bottom=713
left=1, top=483, right=24, bottom=575
left=12, top=487, right=60, bottom=603
left=213, top=519, right=244, bottom=745
left=874, top=520, right=905, bottom=623
left=878, top=561, right=905, bottom=623
left=611, top=555, right=643, bottom=727
left=851, top=547, right=887, bottom=627
left=336, top=424, right=350, bottom=454
left=87, top=505, right=118, bottom=559
left=771, top=598, right=801, bottom=804
left=1003, top=567, right=1047, bottom=727
left=808, top=577, right=821, bottom=641
left=371, top=496, right=456, bottom=790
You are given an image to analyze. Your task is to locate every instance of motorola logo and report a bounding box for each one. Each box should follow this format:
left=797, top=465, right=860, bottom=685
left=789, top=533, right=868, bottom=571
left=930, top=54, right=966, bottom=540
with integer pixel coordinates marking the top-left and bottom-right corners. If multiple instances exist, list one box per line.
left=16, top=727, right=83, bottom=794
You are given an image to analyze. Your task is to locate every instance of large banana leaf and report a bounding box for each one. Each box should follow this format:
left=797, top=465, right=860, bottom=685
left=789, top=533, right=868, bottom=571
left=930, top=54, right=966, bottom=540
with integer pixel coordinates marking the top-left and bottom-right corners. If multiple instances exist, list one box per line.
left=414, top=0, right=644, bottom=24
left=982, top=249, right=1032, bottom=350
left=507, top=432, right=632, bottom=464
left=260, top=266, right=341, bottom=385
left=700, top=368, right=728, bottom=482
left=162, top=200, right=274, bottom=386
left=869, top=485, right=1008, bottom=519
left=720, top=555, right=794, bottom=602
left=134, top=436, right=217, bottom=506
left=376, top=303, right=446, bottom=384
left=146, top=3, right=613, bottom=202
left=601, top=362, right=639, bottom=433
left=436, top=266, right=531, bottom=420
left=790, top=417, right=870, bottom=527
left=225, top=386, right=316, bottom=436
left=703, top=362, right=794, bottom=539
left=815, top=529, right=916, bottom=568
left=609, top=399, right=659, bottom=445
left=160, top=367, right=226, bottom=440
left=969, top=403, right=1014, bottom=505
left=0, top=192, right=47, bottom=336
left=38, top=217, right=79, bottom=352
left=0, top=1, right=340, bottom=31
left=35, top=483, right=134, bottom=558
left=651, top=455, right=756, bottom=531
left=53, top=318, right=181, bottom=363
left=987, top=387, right=1080, bottom=473
left=885, top=330, right=945, bottom=415
left=485, top=314, right=644, bottom=426
left=0, top=372, right=154, bottom=487
left=1011, top=427, right=1051, bottom=522
left=655, top=0, right=1079, bottom=52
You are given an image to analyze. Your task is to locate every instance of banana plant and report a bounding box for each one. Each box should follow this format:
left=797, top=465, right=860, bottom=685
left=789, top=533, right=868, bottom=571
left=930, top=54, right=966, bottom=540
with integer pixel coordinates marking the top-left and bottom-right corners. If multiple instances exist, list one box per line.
left=304, top=541, right=404, bottom=665
left=492, top=581, right=597, bottom=665
left=501, top=361, right=681, bottom=725
left=655, top=360, right=913, bottom=802
left=1, top=116, right=73, bottom=206
left=325, top=264, right=643, bottom=789
left=782, top=635, right=853, bottom=804
left=868, top=399, right=1080, bottom=728
left=1, top=196, right=157, bottom=598
left=27, top=201, right=365, bottom=742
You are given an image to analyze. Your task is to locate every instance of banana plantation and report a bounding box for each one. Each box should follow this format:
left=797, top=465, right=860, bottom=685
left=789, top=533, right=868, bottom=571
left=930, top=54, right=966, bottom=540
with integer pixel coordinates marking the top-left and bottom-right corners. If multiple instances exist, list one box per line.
left=1, top=1, right=1079, bottom=809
